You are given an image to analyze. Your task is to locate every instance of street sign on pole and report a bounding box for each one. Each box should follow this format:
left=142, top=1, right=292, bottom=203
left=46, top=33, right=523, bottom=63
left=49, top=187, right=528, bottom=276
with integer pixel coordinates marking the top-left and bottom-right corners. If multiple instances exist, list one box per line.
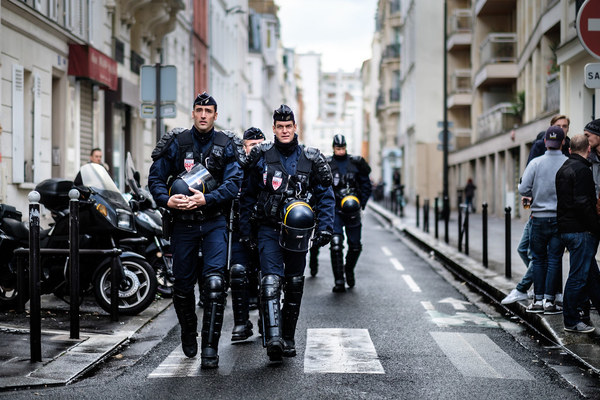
left=140, top=65, right=178, bottom=102
left=140, top=102, right=177, bottom=119
left=577, top=0, right=600, bottom=60
left=585, top=63, right=600, bottom=88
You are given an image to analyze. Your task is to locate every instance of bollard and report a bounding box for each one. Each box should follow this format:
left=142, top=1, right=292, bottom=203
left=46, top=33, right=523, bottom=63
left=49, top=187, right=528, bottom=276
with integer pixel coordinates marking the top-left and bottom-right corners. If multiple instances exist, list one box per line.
left=434, top=197, right=439, bottom=239
left=424, top=199, right=430, bottom=233
left=69, top=189, right=80, bottom=339
left=416, top=195, right=420, bottom=228
left=482, top=202, right=488, bottom=268
left=443, top=195, right=449, bottom=244
left=505, top=206, right=512, bottom=279
left=458, top=201, right=463, bottom=252
left=464, top=204, right=469, bottom=256
left=28, top=191, right=42, bottom=363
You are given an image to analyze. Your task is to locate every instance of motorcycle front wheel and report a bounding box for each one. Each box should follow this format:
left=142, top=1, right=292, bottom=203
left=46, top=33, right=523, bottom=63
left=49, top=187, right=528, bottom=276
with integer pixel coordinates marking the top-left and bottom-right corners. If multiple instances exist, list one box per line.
left=93, top=257, right=157, bottom=316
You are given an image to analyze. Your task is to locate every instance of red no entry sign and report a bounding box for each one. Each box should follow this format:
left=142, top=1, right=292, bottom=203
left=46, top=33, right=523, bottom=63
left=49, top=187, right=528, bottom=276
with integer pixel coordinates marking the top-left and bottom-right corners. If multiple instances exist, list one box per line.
left=577, top=0, right=600, bottom=59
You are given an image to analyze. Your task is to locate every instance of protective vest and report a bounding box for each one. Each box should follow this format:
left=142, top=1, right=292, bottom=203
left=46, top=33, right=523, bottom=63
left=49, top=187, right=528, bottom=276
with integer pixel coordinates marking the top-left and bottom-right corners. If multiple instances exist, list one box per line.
left=329, top=156, right=361, bottom=201
left=257, top=146, right=314, bottom=224
left=174, top=129, right=232, bottom=183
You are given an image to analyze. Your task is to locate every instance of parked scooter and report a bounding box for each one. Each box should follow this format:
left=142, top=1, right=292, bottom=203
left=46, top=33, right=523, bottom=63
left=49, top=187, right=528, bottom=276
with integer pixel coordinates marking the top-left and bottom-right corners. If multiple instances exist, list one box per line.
left=122, top=152, right=174, bottom=297
left=0, top=163, right=157, bottom=315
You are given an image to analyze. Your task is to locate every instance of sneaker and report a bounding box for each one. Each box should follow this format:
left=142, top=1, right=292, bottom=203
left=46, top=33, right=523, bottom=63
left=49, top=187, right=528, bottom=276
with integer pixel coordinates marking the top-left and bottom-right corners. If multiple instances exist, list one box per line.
left=554, top=293, right=563, bottom=306
left=564, top=321, right=595, bottom=333
left=501, top=289, right=529, bottom=304
left=543, top=300, right=562, bottom=315
left=527, top=289, right=534, bottom=299
left=526, top=300, right=544, bottom=313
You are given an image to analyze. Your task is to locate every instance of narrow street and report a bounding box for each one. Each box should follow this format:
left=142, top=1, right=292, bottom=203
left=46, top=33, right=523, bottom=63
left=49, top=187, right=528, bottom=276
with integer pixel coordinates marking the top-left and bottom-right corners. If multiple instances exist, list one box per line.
left=2, top=211, right=597, bottom=399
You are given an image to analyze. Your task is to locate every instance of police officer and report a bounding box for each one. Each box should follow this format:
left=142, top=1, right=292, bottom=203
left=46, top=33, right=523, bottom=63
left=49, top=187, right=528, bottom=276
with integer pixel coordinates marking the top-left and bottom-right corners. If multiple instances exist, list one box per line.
left=229, top=127, right=265, bottom=341
left=240, top=105, right=335, bottom=362
left=148, top=92, right=244, bottom=369
left=327, top=134, right=372, bottom=292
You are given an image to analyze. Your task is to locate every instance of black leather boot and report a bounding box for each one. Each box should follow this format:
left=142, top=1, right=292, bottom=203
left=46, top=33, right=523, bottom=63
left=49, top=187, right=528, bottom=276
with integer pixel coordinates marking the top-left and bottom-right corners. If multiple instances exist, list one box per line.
left=230, top=264, right=253, bottom=341
left=309, top=246, right=319, bottom=277
left=331, top=235, right=345, bottom=292
left=172, top=290, right=198, bottom=358
left=282, top=275, right=304, bottom=357
left=200, top=274, right=226, bottom=369
left=260, top=274, right=284, bottom=362
left=344, top=247, right=362, bottom=288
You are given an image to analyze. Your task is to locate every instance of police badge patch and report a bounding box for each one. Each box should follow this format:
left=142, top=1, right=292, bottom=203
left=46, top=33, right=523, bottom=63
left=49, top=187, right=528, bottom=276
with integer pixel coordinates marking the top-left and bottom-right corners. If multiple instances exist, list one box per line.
left=272, top=170, right=283, bottom=191
left=333, top=173, right=340, bottom=187
left=184, top=152, right=194, bottom=172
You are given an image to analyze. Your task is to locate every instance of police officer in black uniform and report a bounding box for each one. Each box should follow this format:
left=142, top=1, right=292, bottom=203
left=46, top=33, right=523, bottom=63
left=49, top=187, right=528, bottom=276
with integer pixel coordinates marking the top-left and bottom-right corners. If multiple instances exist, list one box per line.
left=240, top=105, right=335, bottom=362
left=326, top=134, right=372, bottom=292
left=148, top=92, right=244, bottom=369
left=229, top=127, right=265, bottom=342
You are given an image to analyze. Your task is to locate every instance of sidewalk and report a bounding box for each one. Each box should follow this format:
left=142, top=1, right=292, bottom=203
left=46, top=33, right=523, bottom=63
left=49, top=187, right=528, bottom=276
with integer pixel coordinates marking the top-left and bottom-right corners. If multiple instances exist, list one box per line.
left=0, top=294, right=172, bottom=390
left=370, top=201, right=600, bottom=374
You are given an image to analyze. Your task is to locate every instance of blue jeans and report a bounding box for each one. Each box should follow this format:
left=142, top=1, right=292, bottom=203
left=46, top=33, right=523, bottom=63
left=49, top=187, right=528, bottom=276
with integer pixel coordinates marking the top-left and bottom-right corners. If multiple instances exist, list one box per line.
left=516, top=218, right=534, bottom=293
left=561, top=233, right=600, bottom=326
left=530, top=217, right=563, bottom=301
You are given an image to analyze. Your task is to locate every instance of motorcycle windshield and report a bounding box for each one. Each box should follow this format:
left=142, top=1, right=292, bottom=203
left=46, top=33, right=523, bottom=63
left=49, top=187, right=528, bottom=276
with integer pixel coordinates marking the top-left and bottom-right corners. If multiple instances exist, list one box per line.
left=79, top=163, right=130, bottom=209
left=125, top=152, right=142, bottom=198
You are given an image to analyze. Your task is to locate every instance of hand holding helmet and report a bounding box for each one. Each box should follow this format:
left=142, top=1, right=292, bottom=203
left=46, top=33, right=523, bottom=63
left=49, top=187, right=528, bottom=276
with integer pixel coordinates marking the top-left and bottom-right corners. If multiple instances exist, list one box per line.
left=312, top=230, right=332, bottom=248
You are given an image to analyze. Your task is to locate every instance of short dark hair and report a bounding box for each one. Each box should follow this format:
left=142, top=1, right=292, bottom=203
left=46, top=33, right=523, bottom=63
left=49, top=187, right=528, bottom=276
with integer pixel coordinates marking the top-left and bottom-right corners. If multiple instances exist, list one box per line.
left=570, top=134, right=589, bottom=154
left=90, top=148, right=102, bottom=156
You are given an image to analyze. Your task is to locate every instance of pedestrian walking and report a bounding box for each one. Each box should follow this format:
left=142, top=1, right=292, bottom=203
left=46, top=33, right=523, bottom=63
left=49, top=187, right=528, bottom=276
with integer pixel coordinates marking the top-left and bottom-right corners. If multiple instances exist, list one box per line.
left=518, top=125, right=567, bottom=314
left=240, top=105, right=335, bottom=362
left=556, top=134, right=600, bottom=333
left=148, top=92, right=244, bottom=368
left=464, top=178, right=476, bottom=213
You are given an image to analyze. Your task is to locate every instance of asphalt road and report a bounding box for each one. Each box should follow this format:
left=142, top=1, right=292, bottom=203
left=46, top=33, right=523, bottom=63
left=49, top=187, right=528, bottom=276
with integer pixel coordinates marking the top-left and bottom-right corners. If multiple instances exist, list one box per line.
left=2, top=211, right=597, bottom=399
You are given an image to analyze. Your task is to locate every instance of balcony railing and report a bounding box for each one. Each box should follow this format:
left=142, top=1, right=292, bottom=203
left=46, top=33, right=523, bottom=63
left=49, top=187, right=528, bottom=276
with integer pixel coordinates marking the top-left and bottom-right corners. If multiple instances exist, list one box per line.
left=476, top=102, right=520, bottom=139
left=449, top=9, right=472, bottom=34
left=389, top=88, right=400, bottom=103
left=383, top=44, right=400, bottom=60
left=545, top=73, right=560, bottom=112
left=450, top=69, right=471, bottom=94
left=480, top=33, right=516, bottom=66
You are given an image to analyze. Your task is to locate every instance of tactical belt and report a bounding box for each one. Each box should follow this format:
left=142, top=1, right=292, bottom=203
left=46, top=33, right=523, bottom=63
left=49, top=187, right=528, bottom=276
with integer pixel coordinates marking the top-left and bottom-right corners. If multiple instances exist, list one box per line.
left=173, top=209, right=222, bottom=222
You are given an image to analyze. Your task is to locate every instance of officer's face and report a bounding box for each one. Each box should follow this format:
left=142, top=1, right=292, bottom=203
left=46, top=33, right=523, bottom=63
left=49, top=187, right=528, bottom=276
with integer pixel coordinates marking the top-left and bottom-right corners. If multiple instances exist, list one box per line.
left=273, top=121, right=296, bottom=143
left=585, top=131, right=600, bottom=150
left=192, top=105, right=218, bottom=133
left=243, top=139, right=264, bottom=155
left=333, top=146, right=346, bottom=156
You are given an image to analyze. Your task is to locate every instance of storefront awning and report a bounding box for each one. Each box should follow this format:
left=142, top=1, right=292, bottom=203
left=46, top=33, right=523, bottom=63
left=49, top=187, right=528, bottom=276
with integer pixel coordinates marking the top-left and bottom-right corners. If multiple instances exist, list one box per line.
left=68, top=45, right=118, bottom=91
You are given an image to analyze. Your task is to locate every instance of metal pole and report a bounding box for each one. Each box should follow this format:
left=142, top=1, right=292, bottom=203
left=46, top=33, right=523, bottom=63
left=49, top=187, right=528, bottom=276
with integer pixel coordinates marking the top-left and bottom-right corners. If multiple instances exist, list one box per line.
left=416, top=195, right=420, bottom=228
left=111, top=255, right=120, bottom=322
left=464, top=205, right=469, bottom=256
left=434, top=197, right=439, bottom=239
left=458, top=196, right=463, bottom=252
left=28, top=191, right=42, bottom=362
left=424, top=199, right=429, bottom=233
left=442, top=0, right=450, bottom=243
left=69, top=189, right=80, bottom=339
left=505, top=206, right=512, bottom=279
left=155, top=62, right=162, bottom=143
left=482, top=202, right=488, bottom=268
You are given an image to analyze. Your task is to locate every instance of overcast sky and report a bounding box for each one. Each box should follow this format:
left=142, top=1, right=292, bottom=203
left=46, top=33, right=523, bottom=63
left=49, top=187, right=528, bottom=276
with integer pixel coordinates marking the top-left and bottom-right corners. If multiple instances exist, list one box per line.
left=275, top=0, right=377, bottom=73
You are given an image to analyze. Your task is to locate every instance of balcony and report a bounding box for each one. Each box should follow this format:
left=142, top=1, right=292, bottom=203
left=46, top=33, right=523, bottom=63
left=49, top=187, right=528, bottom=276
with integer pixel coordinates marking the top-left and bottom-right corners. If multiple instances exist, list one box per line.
left=475, top=0, right=517, bottom=16
left=545, top=73, right=560, bottom=112
left=447, top=69, right=472, bottom=108
left=382, top=44, right=400, bottom=61
left=389, top=0, right=403, bottom=27
left=447, top=9, right=472, bottom=51
left=476, top=102, right=520, bottom=140
left=474, top=33, right=517, bottom=87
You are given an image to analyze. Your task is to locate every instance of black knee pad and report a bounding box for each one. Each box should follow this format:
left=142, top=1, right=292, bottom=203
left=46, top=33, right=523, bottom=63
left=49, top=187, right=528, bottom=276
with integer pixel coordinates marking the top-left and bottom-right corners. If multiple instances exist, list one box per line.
left=331, top=234, right=344, bottom=251
left=348, top=244, right=362, bottom=253
left=230, top=264, right=248, bottom=289
left=261, top=274, right=282, bottom=298
left=203, top=274, right=226, bottom=301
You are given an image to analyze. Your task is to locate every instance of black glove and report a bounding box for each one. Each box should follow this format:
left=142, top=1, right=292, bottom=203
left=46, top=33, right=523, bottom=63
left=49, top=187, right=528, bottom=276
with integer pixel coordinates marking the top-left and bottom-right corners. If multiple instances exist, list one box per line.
left=240, top=236, right=257, bottom=252
left=313, top=231, right=332, bottom=248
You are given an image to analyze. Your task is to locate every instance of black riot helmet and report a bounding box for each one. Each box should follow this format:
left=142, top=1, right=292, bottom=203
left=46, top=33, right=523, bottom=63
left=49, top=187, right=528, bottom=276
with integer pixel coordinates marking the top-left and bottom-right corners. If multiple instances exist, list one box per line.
left=273, top=104, right=295, bottom=123
left=169, top=163, right=217, bottom=196
left=279, top=200, right=315, bottom=252
left=332, top=134, right=346, bottom=147
left=340, top=195, right=361, bottom=227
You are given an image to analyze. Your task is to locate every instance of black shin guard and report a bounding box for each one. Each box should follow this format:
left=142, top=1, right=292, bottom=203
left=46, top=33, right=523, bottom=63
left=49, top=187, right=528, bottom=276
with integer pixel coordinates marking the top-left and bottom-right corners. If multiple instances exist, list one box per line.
left=200, top=274, right=226, bottom=368
left=345, top=246, right=362, bottom=288
left=173, top=290, right=198, bottom=358
left=309, top=246, right=319, bottom=277
left=230, top=264, right=253, bottom=341
left=330, top=235, right=345, bottom=292
left=260, top=274, right=284, bottom=361
left=282, top=275, right=305, bottom=357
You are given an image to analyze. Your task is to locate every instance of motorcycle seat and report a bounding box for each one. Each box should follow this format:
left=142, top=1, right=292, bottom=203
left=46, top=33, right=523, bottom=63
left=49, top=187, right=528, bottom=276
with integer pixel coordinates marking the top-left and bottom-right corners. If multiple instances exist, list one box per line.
left=2, top=218, right=30, bottom=240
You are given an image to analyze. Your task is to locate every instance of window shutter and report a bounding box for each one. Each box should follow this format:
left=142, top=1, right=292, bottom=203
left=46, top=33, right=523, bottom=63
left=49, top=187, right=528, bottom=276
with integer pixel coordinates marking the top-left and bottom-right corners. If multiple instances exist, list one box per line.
left=33, top=73, right=42, bottom=183
left=12, top=65, right=24, bottom=184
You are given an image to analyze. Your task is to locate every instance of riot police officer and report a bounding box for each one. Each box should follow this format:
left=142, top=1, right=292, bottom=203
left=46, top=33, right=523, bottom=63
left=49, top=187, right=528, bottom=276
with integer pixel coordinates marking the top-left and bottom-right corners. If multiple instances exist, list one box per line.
left=240, top=105, right=335, bottom=362
left=148, top=92, right=244, bottom=369
left=327, top=134, right=372, bottom=292
left=229, top=127, right=265, bottom=341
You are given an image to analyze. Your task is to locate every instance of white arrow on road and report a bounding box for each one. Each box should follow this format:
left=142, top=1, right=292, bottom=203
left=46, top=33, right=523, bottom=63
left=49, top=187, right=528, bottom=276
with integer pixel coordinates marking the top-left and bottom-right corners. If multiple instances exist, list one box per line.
left=438, top=297, right=470, bottom=310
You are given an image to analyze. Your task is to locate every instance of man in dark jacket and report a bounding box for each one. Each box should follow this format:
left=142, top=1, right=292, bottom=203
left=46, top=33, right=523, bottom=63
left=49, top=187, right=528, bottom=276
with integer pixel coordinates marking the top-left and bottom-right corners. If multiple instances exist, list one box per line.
left=556, top=134, right=600, bottom=333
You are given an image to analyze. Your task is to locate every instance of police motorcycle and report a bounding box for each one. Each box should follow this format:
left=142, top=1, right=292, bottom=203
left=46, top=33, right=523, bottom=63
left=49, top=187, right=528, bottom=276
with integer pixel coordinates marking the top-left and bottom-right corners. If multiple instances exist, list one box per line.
left=0, top=163, right=157, bottom=315
left=123, top=153, right=174, bottom=297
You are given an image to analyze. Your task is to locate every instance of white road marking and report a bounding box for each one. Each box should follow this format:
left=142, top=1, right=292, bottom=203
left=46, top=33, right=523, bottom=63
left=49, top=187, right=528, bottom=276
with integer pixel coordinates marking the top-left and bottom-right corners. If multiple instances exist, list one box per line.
left=438, top=297, right=469, bottom=310
left=431, top=332, right=533, bottom=380
left=421, top=301, right=434, bottom=311
left=427, top=311, right=499, bottom=328
left=390, top=257, right=405, bottom=271
left=402, top=274, right=421, bottom=292
left=304, top=328, right=385, bottom=374
left=589, top=18, right=600, bottom=31
left=381, top=246, right=392, bottom=256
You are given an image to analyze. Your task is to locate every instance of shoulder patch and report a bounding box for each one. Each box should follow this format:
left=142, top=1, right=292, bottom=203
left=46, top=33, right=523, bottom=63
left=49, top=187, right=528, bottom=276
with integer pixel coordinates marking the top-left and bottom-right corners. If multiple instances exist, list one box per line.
left=151, top=128, right=186, bottom=161
left=303, top=146, right=321, bottom=160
